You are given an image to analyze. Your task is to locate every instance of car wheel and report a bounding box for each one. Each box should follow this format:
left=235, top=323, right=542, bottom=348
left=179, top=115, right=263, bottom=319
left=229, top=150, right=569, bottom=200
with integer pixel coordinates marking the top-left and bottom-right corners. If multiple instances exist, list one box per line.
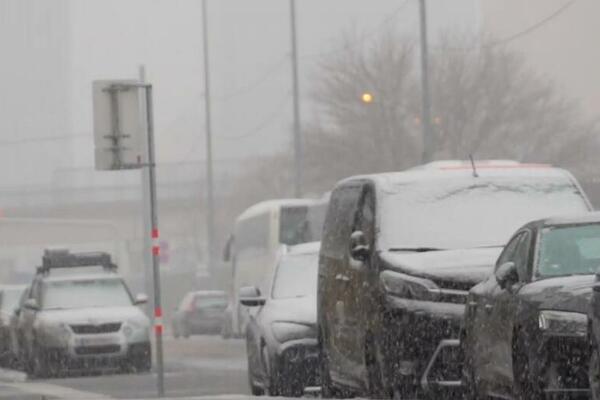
left=181, top=323, right=190, bottom=339
left=590, top=337, right=600, bottom=400
left=512, top=333, right=544, bottom=400
left=319, top=329, right=345, bottom=399
left=365, top=334, right=390, bottom=399
left=30, top=345, right=50, bottom=379
left=245, top=333, right=264, bottom=396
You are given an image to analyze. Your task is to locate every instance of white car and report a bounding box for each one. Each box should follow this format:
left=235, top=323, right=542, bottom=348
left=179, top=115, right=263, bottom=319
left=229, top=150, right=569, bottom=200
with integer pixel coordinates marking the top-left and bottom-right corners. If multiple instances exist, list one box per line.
left=19, top=250, right=151, bottom=378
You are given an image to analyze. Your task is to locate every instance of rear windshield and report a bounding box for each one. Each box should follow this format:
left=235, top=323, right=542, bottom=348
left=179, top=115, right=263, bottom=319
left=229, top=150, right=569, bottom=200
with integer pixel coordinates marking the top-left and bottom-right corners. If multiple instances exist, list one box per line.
left=193, top=296, right=227, bottom=308
left=537, top=223, right=600, bottom=278
left=381, top=176, right=588, bottom=250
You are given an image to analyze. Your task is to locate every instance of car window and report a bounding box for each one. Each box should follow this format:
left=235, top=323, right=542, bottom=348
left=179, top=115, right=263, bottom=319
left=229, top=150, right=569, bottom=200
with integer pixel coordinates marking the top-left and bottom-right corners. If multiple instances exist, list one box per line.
left=513, top=231, right=531, bottom=281
left=537, top=223, right=600, bottom=278
left=355, top=187, right=376, bottom=246
left=496, top=232, right=524, bottom=270
left=194, top=296, right=227, bottom=309
left=321, top=184, right=362, bottom=261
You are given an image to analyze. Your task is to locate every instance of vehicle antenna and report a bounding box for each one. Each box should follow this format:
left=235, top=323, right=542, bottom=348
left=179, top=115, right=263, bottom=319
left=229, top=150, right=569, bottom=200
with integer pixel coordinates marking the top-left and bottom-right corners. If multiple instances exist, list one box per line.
left=469, top=154, right=479, bottom=178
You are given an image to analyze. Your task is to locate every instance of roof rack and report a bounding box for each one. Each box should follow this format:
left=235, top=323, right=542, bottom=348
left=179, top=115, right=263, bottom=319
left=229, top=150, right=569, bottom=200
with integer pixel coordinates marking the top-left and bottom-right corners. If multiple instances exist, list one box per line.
left=37, top=249, right=117, bottom=275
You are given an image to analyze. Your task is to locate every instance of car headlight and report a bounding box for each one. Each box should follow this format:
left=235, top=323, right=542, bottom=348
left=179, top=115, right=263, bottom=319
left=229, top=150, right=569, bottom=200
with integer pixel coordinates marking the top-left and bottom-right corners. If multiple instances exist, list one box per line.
left=123, top=318, right=149, bottom=338
left=271, top=322, right=315, bottom=343
left=43, top=322, right=71, bottom=340
left=538, top=310, right=588, bottom=337
left=380, top=270, right=440, bottom=301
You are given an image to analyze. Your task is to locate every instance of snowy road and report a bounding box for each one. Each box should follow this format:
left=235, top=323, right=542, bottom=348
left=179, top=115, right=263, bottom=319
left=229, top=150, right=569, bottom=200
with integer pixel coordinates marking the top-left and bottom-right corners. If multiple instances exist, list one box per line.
left=0, top=335, right=251, bottom=399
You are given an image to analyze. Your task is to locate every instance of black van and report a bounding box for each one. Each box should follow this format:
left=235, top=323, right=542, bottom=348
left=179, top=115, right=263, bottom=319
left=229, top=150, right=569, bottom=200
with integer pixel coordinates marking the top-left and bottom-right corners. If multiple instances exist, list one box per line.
left=317, top=161, right=591, bottom=398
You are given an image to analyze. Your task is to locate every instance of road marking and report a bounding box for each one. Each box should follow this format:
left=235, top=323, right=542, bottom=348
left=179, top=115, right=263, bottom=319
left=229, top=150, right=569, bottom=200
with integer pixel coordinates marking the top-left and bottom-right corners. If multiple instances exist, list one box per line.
left=0, top=381, right=112, bottom=399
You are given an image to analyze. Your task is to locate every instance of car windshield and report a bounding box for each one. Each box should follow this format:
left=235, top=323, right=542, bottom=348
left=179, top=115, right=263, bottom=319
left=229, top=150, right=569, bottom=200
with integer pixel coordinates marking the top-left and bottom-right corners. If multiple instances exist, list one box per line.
left=537, top=223, right=600, bottom=278
left=41, top=278, right=132, bottom=310
left=1, top=288, right=24, bottom=313
left=381, top=176, right=588, bottom=250
left=271, top=253, right=318, bottom=299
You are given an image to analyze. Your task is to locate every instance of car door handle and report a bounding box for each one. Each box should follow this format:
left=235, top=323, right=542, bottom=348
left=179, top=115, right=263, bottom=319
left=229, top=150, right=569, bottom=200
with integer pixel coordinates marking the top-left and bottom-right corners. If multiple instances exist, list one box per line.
left=335, top=274, right=350, bottom=282
left=484, top=304, right=494, bottom=313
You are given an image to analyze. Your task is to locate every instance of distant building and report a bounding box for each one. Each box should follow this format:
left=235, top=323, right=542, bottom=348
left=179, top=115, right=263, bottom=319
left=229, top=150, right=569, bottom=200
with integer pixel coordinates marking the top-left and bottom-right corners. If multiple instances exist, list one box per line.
left=0, top=0, right=72, bottom=186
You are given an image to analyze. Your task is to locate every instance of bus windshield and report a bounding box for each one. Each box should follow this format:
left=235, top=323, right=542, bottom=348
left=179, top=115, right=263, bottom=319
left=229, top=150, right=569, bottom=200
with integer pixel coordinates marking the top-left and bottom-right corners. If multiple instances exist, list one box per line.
left=279, top=204, right=326, bottom=246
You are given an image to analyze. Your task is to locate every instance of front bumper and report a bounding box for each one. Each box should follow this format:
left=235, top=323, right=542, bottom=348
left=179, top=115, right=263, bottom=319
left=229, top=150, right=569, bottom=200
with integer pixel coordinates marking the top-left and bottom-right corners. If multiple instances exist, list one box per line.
left=382, top=295, right=464, bottom=385
left=273, top=338, right=320, bottom=395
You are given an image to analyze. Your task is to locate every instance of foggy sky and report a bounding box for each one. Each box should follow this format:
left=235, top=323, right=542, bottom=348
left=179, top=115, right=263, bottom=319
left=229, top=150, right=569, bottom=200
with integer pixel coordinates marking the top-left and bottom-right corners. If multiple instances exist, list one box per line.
left=0, top=0, right=480, bottom=187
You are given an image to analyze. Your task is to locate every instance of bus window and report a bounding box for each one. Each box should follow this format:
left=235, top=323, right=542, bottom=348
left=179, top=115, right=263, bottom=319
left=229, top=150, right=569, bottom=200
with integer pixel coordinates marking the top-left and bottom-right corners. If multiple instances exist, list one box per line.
left=280, top=206, right=311, bottom=246
left=235, top=213, right=270, bottom=257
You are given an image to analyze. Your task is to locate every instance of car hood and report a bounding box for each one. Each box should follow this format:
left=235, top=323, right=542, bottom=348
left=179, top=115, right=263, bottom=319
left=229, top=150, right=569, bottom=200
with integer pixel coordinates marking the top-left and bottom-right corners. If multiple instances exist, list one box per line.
left=380, top=247, right=502, bottom=286
left=264, top=296, right=316, bottom=326
left=38, top=306, right=148, bottom=325
left=519, top=274, right=596, bottom=314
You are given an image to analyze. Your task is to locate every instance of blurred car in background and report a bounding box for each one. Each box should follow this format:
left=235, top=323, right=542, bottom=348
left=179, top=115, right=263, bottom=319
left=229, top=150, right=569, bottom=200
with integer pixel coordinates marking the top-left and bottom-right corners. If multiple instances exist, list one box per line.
left=243, top=242, right=320, bottom=397
left=19, top=249, right=151, bottom=378
left=172, top=290, right=227, bottom=338
left=0, top=284, right=26, bottom=366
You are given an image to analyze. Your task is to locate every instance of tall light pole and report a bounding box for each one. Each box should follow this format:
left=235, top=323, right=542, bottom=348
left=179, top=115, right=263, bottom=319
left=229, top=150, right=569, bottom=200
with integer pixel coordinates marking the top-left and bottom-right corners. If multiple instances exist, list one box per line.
left=201, top=0, right=216, bottom=277
left=289, top=0, right=303, bottom=198
left=419, top=0, right=434, bottom=163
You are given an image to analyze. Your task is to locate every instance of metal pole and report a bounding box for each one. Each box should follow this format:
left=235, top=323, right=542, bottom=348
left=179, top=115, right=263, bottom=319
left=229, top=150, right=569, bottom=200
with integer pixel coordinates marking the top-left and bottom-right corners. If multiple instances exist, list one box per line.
left=419, top=0, right=434, bottom=163
left=145, top=85, right=165, bottom=397
left=201, top=0, right=216, bottom=278
left=290, top=0, right=303, bottom=197
left=139, top=65, right=154, bottom=318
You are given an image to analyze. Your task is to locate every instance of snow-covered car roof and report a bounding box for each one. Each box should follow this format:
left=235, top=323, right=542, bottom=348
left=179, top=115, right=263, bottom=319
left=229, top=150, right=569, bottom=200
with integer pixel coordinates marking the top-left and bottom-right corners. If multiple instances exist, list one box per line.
left=540, top=211, right=600, bottom=227
left=0, top=284, right=27, bottom=291
left=337, top=160, right=576, bottom=194
left=236, top=198, right=322, bottom=222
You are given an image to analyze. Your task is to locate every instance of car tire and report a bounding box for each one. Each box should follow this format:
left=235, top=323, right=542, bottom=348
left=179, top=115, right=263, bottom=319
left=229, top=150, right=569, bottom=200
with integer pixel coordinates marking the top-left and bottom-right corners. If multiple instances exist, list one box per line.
left=29, top=345, right=50, bottom=379
left=590, top=336, right=600, bottom=400
left=181, top=323, right=190, bottom=339
left=318, top=329, right=345, bottom=399
left=365, top=334, right=390, bottom=399
left=512, top=333, right=544, bottom=400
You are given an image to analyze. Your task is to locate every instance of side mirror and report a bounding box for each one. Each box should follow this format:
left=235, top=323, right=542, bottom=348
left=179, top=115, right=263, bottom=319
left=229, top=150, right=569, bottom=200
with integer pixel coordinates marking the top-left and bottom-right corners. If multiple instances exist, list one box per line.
left=239, top=286, right=266, bottom=307
left=134, top=293, right=149, bottom=305
left=350, top=230, right=370, bottom=262
left=495, top=262, right=518, bottom=290
left=24, top=298, right=39, bottom=311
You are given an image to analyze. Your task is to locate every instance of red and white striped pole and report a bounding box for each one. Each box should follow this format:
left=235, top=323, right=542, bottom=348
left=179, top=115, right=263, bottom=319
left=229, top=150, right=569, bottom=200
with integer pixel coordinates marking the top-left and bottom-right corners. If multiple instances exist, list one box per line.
left=144, top=85, right=165, bottom=397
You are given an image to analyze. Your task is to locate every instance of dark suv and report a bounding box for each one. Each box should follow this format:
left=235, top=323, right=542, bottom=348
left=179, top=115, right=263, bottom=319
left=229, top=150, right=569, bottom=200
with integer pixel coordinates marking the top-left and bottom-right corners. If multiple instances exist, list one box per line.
left=317, top=161, right=591, bottom=398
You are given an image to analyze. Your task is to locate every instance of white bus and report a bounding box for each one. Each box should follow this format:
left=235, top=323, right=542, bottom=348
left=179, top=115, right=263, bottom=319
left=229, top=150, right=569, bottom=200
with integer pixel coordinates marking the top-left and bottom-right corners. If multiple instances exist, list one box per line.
left=223, top=198, right=327, bottom=337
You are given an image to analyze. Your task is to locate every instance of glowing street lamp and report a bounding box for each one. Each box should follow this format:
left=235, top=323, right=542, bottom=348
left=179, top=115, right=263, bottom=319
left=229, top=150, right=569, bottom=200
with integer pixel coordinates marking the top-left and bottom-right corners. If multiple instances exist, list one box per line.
left=361, top=92, right=374, bottom=104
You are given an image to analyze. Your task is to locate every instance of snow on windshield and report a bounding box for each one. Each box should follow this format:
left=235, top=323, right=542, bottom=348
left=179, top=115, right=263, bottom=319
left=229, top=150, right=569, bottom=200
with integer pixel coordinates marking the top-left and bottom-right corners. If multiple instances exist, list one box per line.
left=271, top=253, right=318, bottom=299
left=380, top=176, right=589, bottom=250
left=42, top=278, right=132, bottom=310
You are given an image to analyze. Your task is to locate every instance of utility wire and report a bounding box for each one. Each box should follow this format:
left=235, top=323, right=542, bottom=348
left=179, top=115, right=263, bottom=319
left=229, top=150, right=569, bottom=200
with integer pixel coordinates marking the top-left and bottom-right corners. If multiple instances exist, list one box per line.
left=432, top=0, right=577, bottom=52
left=0, top=133, right=89, bottom=146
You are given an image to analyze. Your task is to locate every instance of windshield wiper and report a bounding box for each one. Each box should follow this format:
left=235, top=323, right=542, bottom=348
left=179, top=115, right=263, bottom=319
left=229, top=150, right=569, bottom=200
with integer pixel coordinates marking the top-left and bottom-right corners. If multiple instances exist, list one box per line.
left=388, top=247, right=445, bottom=253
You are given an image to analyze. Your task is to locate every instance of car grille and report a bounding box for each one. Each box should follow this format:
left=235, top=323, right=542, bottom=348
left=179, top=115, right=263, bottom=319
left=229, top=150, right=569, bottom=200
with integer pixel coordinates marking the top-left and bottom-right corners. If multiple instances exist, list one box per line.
left=70, top=322, right=122, bottom=334
left=74, top=345, right=121, bottom=355
left=432, top=279, right=473, bottom=304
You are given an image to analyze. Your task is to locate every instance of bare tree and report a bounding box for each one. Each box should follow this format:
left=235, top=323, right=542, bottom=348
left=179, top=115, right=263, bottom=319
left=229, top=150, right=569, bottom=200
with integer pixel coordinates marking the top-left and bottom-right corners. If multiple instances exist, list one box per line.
left=302, top=31, right=600, bottom=192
